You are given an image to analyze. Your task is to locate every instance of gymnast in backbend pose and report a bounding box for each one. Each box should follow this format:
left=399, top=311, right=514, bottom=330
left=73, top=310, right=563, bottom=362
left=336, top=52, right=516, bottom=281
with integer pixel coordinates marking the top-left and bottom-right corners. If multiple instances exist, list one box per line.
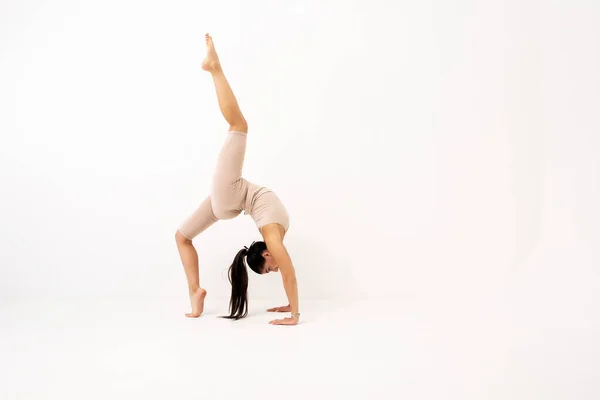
left=175, top=34, right=299, bottom=326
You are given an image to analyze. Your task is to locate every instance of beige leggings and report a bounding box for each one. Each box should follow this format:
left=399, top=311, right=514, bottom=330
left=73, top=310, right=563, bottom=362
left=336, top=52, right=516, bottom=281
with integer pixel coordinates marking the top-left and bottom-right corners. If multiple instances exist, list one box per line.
left=178, top=131, right=289, bottom=240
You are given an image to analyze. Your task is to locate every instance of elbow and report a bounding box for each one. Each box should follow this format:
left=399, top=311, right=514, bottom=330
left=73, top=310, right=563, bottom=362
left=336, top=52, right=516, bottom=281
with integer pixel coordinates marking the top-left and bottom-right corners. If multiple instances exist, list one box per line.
left=282, top=274, right=297, bottom=285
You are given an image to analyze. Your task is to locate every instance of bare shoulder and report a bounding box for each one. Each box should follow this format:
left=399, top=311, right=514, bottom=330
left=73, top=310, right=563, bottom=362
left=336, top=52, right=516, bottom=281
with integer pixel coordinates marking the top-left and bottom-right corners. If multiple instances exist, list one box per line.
left=260, top=223, right=286, bottom=243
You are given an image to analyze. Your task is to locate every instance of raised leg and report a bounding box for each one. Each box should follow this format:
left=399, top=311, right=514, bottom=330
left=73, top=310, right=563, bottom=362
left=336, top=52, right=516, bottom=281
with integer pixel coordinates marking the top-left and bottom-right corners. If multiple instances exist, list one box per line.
left=202, top=33, right=248, bottom=133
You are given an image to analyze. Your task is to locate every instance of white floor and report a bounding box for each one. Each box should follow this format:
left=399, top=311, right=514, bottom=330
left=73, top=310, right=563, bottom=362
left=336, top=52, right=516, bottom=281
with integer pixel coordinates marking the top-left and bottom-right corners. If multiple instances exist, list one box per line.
left=1, top=295, right=597, bottom=399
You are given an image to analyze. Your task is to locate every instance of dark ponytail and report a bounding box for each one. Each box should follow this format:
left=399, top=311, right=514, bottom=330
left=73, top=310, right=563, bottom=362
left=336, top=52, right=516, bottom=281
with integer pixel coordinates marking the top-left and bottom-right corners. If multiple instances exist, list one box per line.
left=223, top=247, right=249, bottom=320
left=222, top=241, right=268, bottom=320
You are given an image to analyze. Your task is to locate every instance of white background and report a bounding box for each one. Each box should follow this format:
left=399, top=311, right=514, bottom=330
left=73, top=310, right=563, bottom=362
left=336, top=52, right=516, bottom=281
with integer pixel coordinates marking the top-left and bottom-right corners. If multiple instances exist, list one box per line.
left=1, top=0, right=599, bottom=399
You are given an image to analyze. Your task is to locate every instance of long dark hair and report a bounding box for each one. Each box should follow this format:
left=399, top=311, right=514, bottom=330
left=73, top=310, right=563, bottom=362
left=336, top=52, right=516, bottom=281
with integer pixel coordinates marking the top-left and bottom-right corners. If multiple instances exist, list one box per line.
left=223, top=241, right=268, bottom=320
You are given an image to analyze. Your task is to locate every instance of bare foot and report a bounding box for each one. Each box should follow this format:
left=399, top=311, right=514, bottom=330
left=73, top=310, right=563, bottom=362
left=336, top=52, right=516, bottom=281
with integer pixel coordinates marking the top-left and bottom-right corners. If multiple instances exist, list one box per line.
left=185, top=287, right=207, bottom=318
left=201, top=33, right=221, bottom=73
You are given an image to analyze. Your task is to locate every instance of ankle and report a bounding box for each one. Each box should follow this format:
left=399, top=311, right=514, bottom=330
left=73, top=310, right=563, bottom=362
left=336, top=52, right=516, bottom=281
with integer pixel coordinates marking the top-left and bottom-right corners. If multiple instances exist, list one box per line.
left=189, top=286, right=200, bottom=295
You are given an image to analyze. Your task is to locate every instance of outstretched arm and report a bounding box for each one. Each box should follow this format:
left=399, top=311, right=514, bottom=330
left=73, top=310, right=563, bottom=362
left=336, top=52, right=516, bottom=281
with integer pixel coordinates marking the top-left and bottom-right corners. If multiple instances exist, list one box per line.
left=263, top=231, right=299, bottom=325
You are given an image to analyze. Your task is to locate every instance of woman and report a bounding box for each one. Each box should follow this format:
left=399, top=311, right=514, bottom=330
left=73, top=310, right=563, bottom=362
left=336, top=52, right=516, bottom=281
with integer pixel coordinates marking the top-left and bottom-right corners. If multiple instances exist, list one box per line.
left=175, top=34, right=299, bottom=326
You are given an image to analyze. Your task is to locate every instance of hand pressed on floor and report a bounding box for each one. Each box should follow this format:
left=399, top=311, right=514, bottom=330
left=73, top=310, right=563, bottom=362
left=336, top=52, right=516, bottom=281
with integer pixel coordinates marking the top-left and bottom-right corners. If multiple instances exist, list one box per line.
left=269, top=316, right=299, bottom=326
left=266, top=304, right=291, bottom=312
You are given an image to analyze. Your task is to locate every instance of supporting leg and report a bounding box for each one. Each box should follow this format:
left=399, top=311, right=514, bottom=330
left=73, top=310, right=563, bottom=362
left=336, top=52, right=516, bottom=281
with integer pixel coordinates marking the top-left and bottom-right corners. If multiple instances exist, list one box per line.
left=176, top=232, right=207, bottom=318
left=175, top=196, right=217, bottom=318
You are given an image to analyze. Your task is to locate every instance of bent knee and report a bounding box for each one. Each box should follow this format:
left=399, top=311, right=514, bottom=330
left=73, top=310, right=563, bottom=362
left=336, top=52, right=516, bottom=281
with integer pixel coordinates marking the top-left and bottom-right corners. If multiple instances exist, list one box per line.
left=175, top=230, right=192, bottom=245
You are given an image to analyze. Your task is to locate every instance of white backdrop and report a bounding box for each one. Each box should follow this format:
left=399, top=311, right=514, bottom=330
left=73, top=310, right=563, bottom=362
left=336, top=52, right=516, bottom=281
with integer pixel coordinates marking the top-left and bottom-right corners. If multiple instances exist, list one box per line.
left=0, top=0, right=546, bottom=299
left=2, top=0, right=600, bottom=397
left=1, top=0, right=599, bottom=381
